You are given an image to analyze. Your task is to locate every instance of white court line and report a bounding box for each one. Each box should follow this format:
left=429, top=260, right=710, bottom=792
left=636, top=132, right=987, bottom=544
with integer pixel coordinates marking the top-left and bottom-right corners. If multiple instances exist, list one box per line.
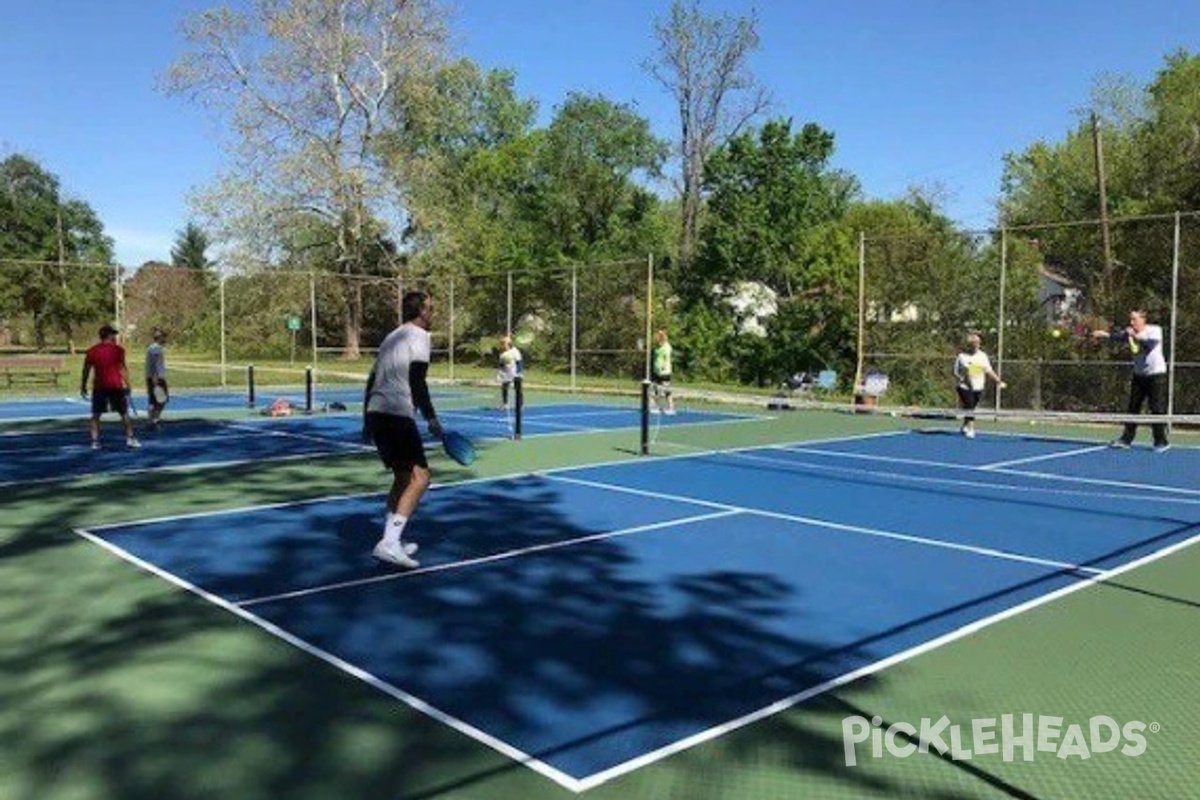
left=576, top=528, right=1200, bottom=790
left=987, top=463, right=1200, bottom=498
left=82, top=461, right=1197, bottom=792
left=0, top=450, right=372, bottom=491
left=223, top=421, right=375, bottom=451
left=79, top=428, right=912, bottom=530
left=541, top=473, right=1106, bottom=575
left=980, top=445, right=1110, bottom=469
left=71, top=525, right=588, bottom=794
left=72, top=424, right=1197, bottom=791
left=520, top=408, right=640, bottom=420
left=0, top=400, right=759, bottom=487
left=759, top=444, right=1200, bottom=505
left=238, top=510, right=739, bottom=607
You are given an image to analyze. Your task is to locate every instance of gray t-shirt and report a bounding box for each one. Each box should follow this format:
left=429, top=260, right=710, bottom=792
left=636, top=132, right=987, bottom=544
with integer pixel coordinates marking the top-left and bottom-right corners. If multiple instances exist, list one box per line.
left=145, top=343, right=166, bottom=380
left=366, top=323, right=431, bottom=419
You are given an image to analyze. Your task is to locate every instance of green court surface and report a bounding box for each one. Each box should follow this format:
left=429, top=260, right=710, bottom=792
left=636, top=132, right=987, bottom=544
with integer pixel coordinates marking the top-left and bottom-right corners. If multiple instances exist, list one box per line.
left=1, top=390, right=1197, bottom=800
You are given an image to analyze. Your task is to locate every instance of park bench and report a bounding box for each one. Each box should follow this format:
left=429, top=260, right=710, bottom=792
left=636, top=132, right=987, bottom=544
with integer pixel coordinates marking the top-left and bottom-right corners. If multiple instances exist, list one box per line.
left=0, top=356, right=67, bottom=388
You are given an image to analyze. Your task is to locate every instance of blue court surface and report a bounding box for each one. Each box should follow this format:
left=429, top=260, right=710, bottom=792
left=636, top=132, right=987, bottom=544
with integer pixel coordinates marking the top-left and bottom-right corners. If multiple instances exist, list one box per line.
left=0, top=383, right=395, bottom=421
left=0, top=402, right=751, bottom=485
left=0, top=389, right=251, bottom=421
left=78, top=431, right=1200, bottom=790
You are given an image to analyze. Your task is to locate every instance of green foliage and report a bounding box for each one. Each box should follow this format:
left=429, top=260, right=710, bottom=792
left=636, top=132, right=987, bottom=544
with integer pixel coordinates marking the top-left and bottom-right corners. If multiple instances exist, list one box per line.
left=674, top=301, right=738, bottom=383
left=170, top=223, right=214, bottom=269
left=1140, top=51, right=1200, bottom=210
left=394, top=83, right=671, bottom=376
left=123, top=263, right=220, bottom=353
left=529, top=93, right=669, bottom=263
left=669, top=118, right=859, bottom=384
left=694, top=119, right=858, bottom=301
left=1001, top=50, right=1200, bottom=313
left=0, top=154, right=115, bottom=349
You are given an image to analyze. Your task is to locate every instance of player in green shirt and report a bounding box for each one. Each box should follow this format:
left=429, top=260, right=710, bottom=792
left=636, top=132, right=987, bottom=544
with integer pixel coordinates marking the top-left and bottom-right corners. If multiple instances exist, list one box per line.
left=651, top=329, right=675, bottom=415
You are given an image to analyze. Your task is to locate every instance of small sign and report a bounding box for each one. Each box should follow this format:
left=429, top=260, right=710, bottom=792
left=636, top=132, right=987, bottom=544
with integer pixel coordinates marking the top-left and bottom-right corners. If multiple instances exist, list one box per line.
left=286, top=316, right=302, bottom=331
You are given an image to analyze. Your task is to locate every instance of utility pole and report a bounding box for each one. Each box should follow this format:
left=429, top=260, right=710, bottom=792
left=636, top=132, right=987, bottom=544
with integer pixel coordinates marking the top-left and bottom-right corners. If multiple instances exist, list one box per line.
left=1091, top=111, right=1114, bottom=310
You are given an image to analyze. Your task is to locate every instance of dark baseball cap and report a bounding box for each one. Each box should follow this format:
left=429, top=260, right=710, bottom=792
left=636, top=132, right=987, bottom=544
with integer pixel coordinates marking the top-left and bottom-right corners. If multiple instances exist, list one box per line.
left=99, top=324, right=119, bottom=338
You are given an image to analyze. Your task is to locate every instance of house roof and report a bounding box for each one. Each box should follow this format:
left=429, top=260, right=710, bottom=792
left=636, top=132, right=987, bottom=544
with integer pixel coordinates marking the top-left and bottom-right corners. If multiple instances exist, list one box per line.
left=1038, top=263, right=1075, bottom=287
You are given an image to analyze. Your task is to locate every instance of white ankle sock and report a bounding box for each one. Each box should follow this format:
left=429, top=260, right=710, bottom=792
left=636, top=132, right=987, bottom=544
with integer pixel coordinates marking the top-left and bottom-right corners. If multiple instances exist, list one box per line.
left=382, top=513, right=408, bottom=546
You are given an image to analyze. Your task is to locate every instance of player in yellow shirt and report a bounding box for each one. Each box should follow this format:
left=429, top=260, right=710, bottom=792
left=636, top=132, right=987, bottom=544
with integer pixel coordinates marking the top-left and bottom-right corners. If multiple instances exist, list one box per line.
left=651, top=329, right=675, bottom=415
left=953, top=333, right=1005, bottom=438
left=497, top=335, right=523, bottom=411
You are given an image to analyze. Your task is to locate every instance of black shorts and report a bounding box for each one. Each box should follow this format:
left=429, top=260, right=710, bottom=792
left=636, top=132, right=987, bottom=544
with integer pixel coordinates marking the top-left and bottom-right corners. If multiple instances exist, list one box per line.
left=651, top=373, right=672, bottom=393
left=92, top=388, right=129, bottom=417
left=366, top=412, right=427, bottom=470
left=956, top=386, right=983, bottom=411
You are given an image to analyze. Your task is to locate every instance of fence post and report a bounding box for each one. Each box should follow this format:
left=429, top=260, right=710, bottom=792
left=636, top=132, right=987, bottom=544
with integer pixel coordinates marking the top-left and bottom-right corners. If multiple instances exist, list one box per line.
left=1168, top=212, right=1181, bottom=431
left=507, top=270, right=513, bottom=336
left=644, top=253, right=654, bottom=382
left=449, top=273, right=456, bottom=380
left=570, top=265, right=578, bottom=392
left=996, top=227, right=1008, bottom=412
left=113, top=264, right=124, bottom=335
left=309, top=271, right=318, bottom=378
left=219, top=269, right=227, bottom=387
left=854, top=232, right=865, bottom=405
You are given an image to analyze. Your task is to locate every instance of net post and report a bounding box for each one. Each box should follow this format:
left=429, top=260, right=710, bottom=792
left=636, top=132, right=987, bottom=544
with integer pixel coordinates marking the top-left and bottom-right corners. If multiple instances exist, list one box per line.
left=305, top=366, right=314, bottom=414
left=513, top=375, right=523, bottom=440
left=247, top=364, right=256, bottom=408
left=640, top=379, right=651, bottom=455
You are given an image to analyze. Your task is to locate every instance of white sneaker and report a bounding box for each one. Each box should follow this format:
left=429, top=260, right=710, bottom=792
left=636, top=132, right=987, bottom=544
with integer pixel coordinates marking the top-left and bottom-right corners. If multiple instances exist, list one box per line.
left=963, top=427, right=975, bottom=439
left=665, top=408, right=676, bottom=416
left=650, top=407, right=661, bottom=415
left=373, top=540, right=419, bottom=569
left=1153, top=443, right=1172, bottom=453
left=91, top=441, right=101, bottom=451
left=127, top=437, right=141, bottom=449
left=402, top=541, right=419, bottom=556
left=1109, top=439, right=1131, bottom=449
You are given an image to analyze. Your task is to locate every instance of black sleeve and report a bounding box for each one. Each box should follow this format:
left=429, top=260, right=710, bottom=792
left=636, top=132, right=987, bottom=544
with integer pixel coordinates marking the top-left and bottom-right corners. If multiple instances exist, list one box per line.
left=362, top=370, right=376, bottom=420
left=408, top=361, right=436, bottom=421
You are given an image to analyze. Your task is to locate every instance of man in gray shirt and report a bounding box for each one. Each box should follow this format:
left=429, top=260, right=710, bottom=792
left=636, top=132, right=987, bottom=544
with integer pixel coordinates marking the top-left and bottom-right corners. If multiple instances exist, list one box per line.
left=363, top=291, right=443, bottom=568
left=144, top=328, right=169, bottom=427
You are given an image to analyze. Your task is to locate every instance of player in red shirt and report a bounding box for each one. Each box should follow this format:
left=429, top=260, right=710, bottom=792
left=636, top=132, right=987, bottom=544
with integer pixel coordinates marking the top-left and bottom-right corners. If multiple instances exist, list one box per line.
left=80, top=325, right=140, bottom=450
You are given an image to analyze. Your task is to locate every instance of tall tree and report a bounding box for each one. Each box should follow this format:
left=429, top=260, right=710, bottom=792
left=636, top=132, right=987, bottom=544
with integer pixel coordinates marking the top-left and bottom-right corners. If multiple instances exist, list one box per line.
left=0, top=154, right=114, bottom=350
left=170, top=222, right=213, bottom=269
left=696, top=119, right=857, bottom=298
left=165, top=0, right=449, bottom=358
left=384, top=59, right=539, bottom=270
left=644, top=0, right=768, bottom=273
left=530, top=93, right=669, bottom=263
left=1138, top=50, right=1200, bottom=211
left=687, top=119, right=858, bottom=385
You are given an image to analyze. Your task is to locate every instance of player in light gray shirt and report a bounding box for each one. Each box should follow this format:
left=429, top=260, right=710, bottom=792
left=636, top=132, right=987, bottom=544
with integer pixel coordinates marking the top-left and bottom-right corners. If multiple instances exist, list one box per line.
left=363, top=291, right=443, bottom=568
left=144, top=328, right=169, bottom=427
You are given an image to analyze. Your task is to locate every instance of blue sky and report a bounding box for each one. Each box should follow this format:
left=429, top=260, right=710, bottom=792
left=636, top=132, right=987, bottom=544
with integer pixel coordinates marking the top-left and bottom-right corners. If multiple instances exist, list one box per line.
left=2, top=0, right=1197, bottom=266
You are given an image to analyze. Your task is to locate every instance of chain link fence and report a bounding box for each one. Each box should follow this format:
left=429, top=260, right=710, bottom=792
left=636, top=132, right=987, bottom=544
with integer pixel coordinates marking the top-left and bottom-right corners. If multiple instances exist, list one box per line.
left=859, top=213, right=1198, bottom=414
